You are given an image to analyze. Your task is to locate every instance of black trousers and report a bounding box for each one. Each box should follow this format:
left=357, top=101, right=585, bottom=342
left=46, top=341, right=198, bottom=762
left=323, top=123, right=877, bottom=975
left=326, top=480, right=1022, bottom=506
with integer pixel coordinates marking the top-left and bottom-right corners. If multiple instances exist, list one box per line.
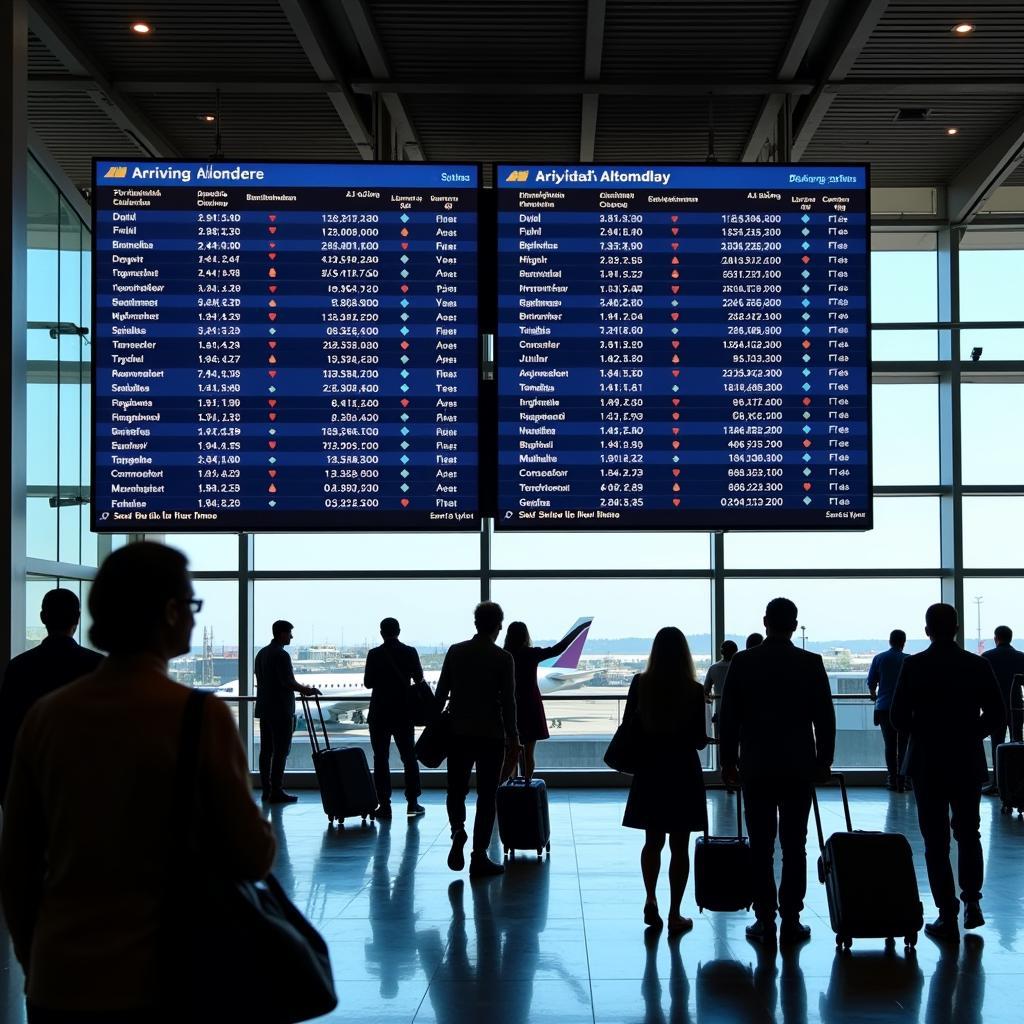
left=912, top=774, right=984, bottom=913
left=446, top=735, right=506, bottom=852
left=369, top=717, right=421, bottom=804
left=876, top=712, right=907, bottom=780
left=258, top=713, right=294, bottom=792
left=742, top=775, right=814, bottom=924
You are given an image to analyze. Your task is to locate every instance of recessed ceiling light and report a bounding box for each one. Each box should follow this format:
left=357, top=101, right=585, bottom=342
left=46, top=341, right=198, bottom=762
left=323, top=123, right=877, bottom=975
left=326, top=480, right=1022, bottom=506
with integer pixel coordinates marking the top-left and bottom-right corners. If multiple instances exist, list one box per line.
left=199, top=114, right=217, bottom=123
left=951, top=22, right=974, bottom=34
left=131, top=22, right=152, bottom=34
left=946, top=127, right=959, bottom=135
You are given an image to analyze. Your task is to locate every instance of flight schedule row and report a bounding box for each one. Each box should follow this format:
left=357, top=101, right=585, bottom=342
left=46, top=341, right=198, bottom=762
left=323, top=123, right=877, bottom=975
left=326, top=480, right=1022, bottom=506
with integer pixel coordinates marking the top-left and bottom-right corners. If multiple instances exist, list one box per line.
left=495, top=164, right=870, bottom=530
left=92, top=161, right=478, bottom=531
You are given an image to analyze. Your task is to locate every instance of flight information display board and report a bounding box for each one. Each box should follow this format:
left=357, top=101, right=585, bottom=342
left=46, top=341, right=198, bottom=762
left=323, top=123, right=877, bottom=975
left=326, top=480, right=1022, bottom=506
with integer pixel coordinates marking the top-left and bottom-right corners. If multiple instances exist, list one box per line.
left=496, top=164, right=870, bottom=530
left=92, top=160, right=479, bottom=531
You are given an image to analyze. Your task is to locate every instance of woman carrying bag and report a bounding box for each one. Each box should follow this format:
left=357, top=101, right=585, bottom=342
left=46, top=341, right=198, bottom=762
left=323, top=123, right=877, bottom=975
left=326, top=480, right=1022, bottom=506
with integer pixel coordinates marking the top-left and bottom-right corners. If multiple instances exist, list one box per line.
left=620, top=626, right=709, bottom=936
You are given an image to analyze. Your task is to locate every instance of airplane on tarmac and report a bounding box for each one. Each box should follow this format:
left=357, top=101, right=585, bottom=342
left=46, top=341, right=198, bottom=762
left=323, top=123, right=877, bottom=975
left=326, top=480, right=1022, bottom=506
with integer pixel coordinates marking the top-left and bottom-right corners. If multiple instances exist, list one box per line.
left=212, top=617, right=596, bottom=728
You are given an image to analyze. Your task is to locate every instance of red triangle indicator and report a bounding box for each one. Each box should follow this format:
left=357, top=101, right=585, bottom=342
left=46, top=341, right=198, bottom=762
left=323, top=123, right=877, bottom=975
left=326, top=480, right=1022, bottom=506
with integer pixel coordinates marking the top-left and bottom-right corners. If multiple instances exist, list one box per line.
left=269, top=285, right=278, bottom=293
left=671, top=270, right=679, bottom=279
left=672, top=468, right=680, bottom=477
left=268, top=312, right=277, bottom=321
left=401, top=242, right=409, bottom=250
left=269, top=355, right=277, bottom=364
left=268, top=341, right=277, bottom=349
left=268, top=226, right=277, bottom=235
left=269, top=241, right=276, bottom=249
left=400, top=398, right=410, bottom=408
left=269, top=440, right=277, bottom=449
left=672, top=340, right=680, bottom=349
left=672, top=412, right=679, bottom=421
left=269, top=469, right=277, bottom=479
left=672, top=440, right=680, bottom=449
left=400, top=498, right=410, bottom=508
left=671, top=312, right=679, bottom=321
left=671, top=286, right=679, bottom=294
left=400, top=284, right=409, bottom=293
left=268, top=268, right=277, bottom=278
left=672, top=427, right=680, bottom=436
left=269, top=299, right=277, bottom=307
left=268, top=370, right=277, bottom=378
left=401, top=341, right=410, bottom=350
left=673, top=498, right=680, bottom=507
left=269, top=412, right=277, bottom=421
left=801, top=255, right=810, bottom=264
left=671, top=354, right=680, bottom=364
left=672, top=369, right=680, bottom=377
left=803, top=439, right=811, bottom=448
left=671, top=256, right=680, bottom=265
left=268, top=214, right=277, bottom=222
left=671, top=215, right=678, bottom=223
left=672, top=483, right=681, bottom=492
left=400, top=228, right=409, bottom=237
left=672, top=398, right=680, bottom=406
left=802, top=339, right=811, bottom=349
left=268, top=253, right=276, bottom=261
left=671, top=227, right=679, bottom=236
left=268, top=399, right=277, bottom=408
left=671, top=242, right=679, bottom=251
left=802, top=397, right=811, bottom=407
left=268, top=484, right=277, bottom=493
left=804, top=483, right=812, bottom=492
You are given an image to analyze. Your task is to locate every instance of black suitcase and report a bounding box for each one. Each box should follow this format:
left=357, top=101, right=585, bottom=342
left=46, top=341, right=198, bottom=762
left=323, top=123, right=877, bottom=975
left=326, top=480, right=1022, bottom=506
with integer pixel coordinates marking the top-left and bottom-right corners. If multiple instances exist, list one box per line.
left=996, top=742, right=1024, bottom=816
left=496, top=776, right=551, bottom=858
left=813, top=773, right=923, bottom=951
left=301, top=696, right=377, bottom=827
left=694, top=789, right=753, bottom=912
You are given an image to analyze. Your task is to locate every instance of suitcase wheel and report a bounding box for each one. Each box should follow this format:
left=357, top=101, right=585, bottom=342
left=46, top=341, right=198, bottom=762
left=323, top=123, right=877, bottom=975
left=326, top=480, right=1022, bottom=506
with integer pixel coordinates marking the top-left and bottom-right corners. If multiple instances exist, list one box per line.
left=816, top=856, right=826, bottom=884
left=536, top=849, right=543, bottom=857
left=361, top=816, right=368, bottom=826
left=545, top=842, right=551, bottom=853
left=836, top=936, right=852, bottom=951
left=905, top=933, right=918, bottom=949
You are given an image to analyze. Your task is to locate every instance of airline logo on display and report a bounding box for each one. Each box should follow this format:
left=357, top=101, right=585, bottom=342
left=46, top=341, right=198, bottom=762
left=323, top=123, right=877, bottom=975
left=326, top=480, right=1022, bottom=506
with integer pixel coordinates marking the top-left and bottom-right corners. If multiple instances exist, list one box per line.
left=505, top=169, right=530, bottom=182
left=103, top=166, right=129, bottom=178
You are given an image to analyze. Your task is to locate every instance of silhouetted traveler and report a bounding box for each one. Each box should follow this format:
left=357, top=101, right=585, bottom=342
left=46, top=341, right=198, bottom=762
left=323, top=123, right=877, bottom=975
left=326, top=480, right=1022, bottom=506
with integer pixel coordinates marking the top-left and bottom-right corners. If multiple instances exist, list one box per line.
left=503, top=619, right=589, bottom=780
left=703, top=640, right=738, bottom=701
left=254, top=619, right=322, bottom=804
left=868, top=629, right=909, bottom=791
left=436, top=601, right=520, bottom=878
left=365, top=617, right=425, bottom=819
left=890, top=602, right=1004, bottom=942
left=981, top=625, right=1024, bottom=795
left=0, top=542, right=275, bottom=1023
left=745, top=633, right=764, bottom=650
left=719, top=597, right=835, bottom=945
left=0, top=589, right=102, bottom=804
left=622, top=627, right=708, bottom=935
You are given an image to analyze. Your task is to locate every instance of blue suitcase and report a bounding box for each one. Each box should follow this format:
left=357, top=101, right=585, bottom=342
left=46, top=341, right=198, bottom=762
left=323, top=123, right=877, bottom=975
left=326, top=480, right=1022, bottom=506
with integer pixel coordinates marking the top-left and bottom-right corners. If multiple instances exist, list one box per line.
left=497, top=776, right=551, bottom=858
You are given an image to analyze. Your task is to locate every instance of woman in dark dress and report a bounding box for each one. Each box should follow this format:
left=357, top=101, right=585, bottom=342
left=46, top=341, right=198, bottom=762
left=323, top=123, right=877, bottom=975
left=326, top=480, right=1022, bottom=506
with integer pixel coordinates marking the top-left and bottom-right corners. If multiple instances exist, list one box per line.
left=503, top=619, right=590, bottom=780
left=621, top=626, right=708, bottom=935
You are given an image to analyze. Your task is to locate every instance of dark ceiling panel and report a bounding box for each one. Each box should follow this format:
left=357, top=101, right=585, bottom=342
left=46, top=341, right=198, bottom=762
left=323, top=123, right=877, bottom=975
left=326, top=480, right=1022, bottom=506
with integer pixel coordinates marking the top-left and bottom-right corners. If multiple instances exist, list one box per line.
left=602, top=0, right=802, bottom=79
left=129, top=92, right=361, bottom=162
left=28, top=92, right=148, bottom=188
left=849, top=1, right=1024, bottom=78
left=367, top=0, right=588, bottom=79
left=28, top=29, right=69, bottom=75
left=46, top=0, right=318, bottom=80
left=595, top=95, right=762, bottom=163
left=802, top=93, right=1024, bottom=187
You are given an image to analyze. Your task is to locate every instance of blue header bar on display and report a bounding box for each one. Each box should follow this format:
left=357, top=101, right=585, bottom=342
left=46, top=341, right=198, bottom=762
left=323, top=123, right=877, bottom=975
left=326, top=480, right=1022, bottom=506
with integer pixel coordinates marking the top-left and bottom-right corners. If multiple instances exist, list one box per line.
left=94, top=161, right=479, bottom=189
left=497, top=164, right=866, bottom=189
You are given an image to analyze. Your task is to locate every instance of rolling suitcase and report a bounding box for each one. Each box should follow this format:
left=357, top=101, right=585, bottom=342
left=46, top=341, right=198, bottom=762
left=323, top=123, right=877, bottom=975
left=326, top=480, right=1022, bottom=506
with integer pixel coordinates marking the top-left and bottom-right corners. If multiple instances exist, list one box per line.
left=496, top=774, right=551, bottom=858
left=694, top=789, right=753, bottom=912
left=301, top=695, right=377, bottom=827
left=996, top=742, right=1024, bottom=816
left=813, top=773, right=923, bottom=951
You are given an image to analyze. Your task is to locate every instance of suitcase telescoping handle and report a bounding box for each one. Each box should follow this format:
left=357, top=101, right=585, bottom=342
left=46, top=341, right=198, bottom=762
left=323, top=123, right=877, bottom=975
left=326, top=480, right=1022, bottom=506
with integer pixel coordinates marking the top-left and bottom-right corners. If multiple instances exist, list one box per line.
left=300, top=694, right=332, bottom=755
left=811, top=772, right=854, bottom=855
left=704, top=786, right=744, bottom=840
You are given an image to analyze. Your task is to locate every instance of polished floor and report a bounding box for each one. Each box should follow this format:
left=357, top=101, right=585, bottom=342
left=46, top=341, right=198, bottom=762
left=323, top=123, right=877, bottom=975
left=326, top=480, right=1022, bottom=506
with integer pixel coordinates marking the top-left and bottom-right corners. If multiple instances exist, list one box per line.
left=2, top=786, right=1023, bottom=1022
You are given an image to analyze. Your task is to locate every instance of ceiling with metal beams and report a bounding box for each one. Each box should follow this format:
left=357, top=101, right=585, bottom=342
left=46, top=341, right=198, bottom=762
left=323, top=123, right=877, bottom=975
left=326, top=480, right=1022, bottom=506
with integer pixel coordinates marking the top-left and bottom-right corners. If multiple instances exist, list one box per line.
left=22, top=0, right=1024, bottom=222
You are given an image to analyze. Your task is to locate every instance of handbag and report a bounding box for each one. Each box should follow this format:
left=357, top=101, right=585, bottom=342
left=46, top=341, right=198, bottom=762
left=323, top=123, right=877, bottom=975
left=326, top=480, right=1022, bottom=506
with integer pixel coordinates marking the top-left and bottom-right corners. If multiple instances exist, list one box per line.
left=604, top=715, right=642, bottom=774
left=406, top=677, right=438, bottom=726
left=414, top=708, right=452, bottom=768
left=165, top=691, right=338, bottom=1023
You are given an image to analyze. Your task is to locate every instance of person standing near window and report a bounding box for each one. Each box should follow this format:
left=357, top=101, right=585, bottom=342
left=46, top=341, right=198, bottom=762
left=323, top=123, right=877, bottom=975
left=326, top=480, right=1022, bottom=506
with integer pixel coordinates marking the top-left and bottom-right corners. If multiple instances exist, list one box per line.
left=364, top=617, right=426, bottom=819
left=255, top=620, right=322, bottom=804
left=867, top=629, right=909, bottom=791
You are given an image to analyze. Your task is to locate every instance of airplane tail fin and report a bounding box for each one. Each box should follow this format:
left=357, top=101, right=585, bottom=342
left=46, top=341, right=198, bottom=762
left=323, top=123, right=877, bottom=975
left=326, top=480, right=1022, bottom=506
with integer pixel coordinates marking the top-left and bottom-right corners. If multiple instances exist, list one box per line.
left=539, top=617, right=593, bottom=670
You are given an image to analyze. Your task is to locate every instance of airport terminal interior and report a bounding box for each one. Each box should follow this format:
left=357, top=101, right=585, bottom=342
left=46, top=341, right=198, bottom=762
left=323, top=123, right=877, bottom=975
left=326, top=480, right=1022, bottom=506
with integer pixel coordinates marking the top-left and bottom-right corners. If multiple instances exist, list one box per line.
left=4, top=0, right=1024, bottom=1021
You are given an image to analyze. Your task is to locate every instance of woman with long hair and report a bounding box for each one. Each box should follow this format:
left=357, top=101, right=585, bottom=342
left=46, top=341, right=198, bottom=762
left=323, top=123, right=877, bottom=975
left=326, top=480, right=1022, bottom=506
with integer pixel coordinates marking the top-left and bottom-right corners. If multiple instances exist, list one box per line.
left=621, top=626, right=708, bottom=935
left=503, top=619, right=589, bottom=780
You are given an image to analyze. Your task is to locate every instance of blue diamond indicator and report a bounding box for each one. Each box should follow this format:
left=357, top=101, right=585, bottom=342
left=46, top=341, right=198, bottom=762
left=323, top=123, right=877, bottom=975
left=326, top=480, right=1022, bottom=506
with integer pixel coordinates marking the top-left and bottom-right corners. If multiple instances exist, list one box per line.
left=803, top=496, right=812, bottom=506
left=802, top=354, right=810, bottom=363
left=672, top=385, right=679, bottom=393
left=671, top=299, right=679, bottom=307
left=802, top=382, right=811, bottom=392
left=672, top=455, right=680, bottom=463
left=400, top=254, right=409, bottom=264
left=803, top=426, right=811, bottom=435
left=401, top=298, right=409, bottom=308
left=802, top=368, right=811, bottom=377
left=400, top=326, right=410, bottom=336
left=801, top=228, right=810, bottom=237
left=801, top=214, right=810, bottom=223
left=269, top=456, right=277, bottom=464
left=400, top=441, right=410, bottom=450
left=802, top=298, right=810, bottom=308
left=269, top=428, right=277, bottom=436
left=801, top=241, right=810, bottom=251
left=400, top=355, right=409, bottom=365
left=804, top=467, right=812, bottom=476
left=269, top=327, right=277, bottom=335
left=802, top=453, right=811, bottom=463
left=801, top=270, right=810, bottom=279
left=400, top=413, right=409, bottom=422
left=803, top=411, right=811, bottom=420
left=802, top=327, right=810, bottom=335
left=401, top=469, right=409, bottom=478
left=401, top=426, right=410, bottom=436
left=400, top=384, right=409, bottom=393
left=401, top=313, right=409, bottom=321
left=802, top=313, right=810, bottom=321
left=268, top=385, right=276, bottom=393
left=802, top=285, right=810, bottom=293
left=400, top=269, right=409, bottom=278
left=400, top=369, right=409, bottom=379
left=400, top=213, right=410, bottom=223
left=400, top=455, right=409, bottom=465
left=401, top=484, right=409, bottom=493
left=268, top=500, right=277, bottom=508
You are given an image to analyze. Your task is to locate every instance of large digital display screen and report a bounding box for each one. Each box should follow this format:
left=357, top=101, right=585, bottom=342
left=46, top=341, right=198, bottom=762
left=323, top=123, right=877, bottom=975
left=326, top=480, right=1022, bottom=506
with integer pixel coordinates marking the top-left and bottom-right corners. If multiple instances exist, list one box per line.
left=92, top=160, right=479, bottom=531
left=496, top=164, right=870, bottom=530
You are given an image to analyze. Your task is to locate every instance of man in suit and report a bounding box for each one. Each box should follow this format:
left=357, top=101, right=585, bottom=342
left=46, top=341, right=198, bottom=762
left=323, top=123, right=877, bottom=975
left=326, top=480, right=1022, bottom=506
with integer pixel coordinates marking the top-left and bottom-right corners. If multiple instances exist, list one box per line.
left=364, top=617, right=426, bottom=820
left=719, top=597, right=836, bottom=945
left=254, top=620, right=322, bottom=804
left=890, top=602, right=1004, bottom=941
left=980, top=625, right=1024, bottom=795
left=435, top=601, right=520, bottom=878
left=0, top=589, right=103, bottom=803
left=867, top=629, right=909, bottom=791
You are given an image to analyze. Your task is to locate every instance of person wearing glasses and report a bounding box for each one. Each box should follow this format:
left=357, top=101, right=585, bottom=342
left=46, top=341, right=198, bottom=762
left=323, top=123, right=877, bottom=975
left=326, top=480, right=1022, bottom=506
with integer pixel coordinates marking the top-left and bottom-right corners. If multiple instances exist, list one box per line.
left=255, top=619, right=323, bottom=803
left=0, top=588, right=103, bottom=805
left=0, top=541, right=275, bottom=1022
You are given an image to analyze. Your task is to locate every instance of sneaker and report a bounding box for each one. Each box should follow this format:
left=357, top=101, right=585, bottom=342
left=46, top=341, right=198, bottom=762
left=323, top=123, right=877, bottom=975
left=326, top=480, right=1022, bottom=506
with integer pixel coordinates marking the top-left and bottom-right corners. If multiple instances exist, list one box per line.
left=964, top=901, right=985, bottom=930
left=780, top=918, right=812, bottom=944
left=407, top=802, right=426, bottom=816
left=925, top=914, right=960, bottom=943
left=266, top=789, right=298, bottom=804
left=745, top=920, right=777, bottom=944
left=375, top=802, right=393, bottom=820
left=468, top=852, right=505, bottom=878
left=447, top=828, right=468, bottom=871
